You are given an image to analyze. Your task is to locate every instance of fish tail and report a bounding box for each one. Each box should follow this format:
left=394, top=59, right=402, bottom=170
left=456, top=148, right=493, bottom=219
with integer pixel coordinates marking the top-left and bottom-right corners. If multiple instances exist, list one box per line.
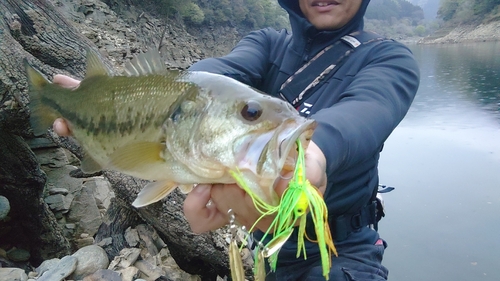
left=24, top=59, right=63, bottom=136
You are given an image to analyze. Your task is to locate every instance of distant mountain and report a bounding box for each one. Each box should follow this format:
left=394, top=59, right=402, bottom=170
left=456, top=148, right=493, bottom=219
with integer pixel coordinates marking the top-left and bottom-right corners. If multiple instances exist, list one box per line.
left=406, top=0, right=439, bottom=19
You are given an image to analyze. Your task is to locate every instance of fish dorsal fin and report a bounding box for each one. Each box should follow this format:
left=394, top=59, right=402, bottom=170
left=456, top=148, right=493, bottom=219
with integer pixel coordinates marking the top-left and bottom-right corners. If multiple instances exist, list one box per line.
left=132, top=180, right=178, bottom=207
left=85, top=49, right=110, bottom=78
left=124, top=49, right=166, bottom=76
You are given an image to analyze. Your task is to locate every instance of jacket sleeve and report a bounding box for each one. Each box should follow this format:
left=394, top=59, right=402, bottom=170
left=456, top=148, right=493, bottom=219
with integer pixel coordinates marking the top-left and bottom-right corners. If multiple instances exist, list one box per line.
left=311, top=41, right=420, bottom=174
left=188, top=28, right=280, bottom=88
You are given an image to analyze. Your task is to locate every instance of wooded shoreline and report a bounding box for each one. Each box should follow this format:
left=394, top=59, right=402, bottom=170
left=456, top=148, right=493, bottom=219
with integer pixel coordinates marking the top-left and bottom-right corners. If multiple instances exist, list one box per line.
left=418, top=21, right=500, bottom=44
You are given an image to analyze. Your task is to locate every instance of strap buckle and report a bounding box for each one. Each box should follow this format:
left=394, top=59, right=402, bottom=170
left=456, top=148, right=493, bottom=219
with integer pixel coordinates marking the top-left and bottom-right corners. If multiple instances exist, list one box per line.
left=350, top=213, right=363, bottom=230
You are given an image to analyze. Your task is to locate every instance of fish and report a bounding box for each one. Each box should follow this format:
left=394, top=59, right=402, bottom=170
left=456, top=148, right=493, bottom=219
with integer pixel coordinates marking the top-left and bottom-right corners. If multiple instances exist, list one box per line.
left=25, top=49, right=316, bottom=208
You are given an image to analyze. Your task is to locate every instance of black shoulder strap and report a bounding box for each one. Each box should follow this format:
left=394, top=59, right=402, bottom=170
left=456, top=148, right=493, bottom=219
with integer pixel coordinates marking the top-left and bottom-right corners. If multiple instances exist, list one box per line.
left=279, top=31, right=386, bottom=107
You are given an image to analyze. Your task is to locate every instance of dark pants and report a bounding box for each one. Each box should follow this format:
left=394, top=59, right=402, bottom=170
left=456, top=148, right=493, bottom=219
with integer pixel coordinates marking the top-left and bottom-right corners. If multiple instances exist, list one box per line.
left=264, top=239, right=389, bottom=281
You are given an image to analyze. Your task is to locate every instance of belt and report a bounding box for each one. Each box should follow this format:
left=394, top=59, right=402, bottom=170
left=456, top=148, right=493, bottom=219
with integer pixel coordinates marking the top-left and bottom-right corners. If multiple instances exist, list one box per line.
left=331, top=201, right=377, bottom=241
left=306, top=201, right=378, bottom=242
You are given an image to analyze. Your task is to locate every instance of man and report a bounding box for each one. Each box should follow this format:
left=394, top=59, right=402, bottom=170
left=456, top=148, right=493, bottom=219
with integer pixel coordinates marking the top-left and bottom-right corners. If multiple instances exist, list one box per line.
left=53, top=0, right=419, bottom=279
left=183, top=0, right=419, bottom=280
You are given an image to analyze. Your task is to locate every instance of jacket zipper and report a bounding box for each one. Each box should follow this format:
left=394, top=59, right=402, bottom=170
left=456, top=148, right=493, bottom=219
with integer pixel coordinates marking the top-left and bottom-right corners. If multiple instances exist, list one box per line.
left=303, top=38, right=313, bottom=62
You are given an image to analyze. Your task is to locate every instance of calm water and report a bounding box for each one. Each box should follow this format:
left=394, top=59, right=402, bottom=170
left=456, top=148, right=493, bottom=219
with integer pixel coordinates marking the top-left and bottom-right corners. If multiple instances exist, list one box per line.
left=378, top=42, right=500, bottom=281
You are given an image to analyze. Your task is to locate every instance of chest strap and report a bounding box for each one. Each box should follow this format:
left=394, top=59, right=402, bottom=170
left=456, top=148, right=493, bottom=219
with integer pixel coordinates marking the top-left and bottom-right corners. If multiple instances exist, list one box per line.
left=279, top=31, right=386, bottom=108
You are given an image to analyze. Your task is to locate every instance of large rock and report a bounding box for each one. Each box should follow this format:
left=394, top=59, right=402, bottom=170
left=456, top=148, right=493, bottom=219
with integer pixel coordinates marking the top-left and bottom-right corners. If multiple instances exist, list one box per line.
left=82, top=269, right=122, bottom=281
left=83, top=177, right=114, bottom=210
left=6, top=248, right=30, bottom=262
left=67, top=186, right=103, bottom=238
left=118, top=266, right=140, bottom=281
left=108, top=248, right=141, bottom=270
left=70, top=245, right=109, bottom=280
left=157, top=248, right=201, bottom=281
left=133, top=260, right=163, bottom=281
left=35, top=258, right=60, bottom=276
left=0, top=268, right=28, bottom=281
left=124, top=227, right=140, bottom=247
left=37, top=255, right=77, bottom=281
left=44, top=193, right=74, bottom=213
left=36, top=147, right=70, bottom=169
left=0, top=196, right=10, bottom=220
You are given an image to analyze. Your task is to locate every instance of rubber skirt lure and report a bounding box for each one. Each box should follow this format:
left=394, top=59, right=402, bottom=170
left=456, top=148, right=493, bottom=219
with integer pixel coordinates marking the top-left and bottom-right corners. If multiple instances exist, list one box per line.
left=230, top=140, right=337, bottom=280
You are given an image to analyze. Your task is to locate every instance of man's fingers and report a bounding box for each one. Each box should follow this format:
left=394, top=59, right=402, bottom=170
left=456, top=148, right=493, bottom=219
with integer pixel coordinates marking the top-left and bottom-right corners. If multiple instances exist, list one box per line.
left=211, top=184, right=259, bottom=230
left=53, top=74, right=80, bottom=89
left=302, top=141, right=327, bottom=193
left=51, top=75, right=80, bottom=137
left=53, top=118, right=71, bottom=136
left=273, top=172, right=292, bottom=197
left=183, top=184, right=227, bottom=233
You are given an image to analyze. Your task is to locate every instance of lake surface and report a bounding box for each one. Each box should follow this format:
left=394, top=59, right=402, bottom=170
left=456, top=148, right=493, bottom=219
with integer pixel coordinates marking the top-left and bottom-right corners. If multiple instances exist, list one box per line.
left=378, top=41, right=500, bottom=281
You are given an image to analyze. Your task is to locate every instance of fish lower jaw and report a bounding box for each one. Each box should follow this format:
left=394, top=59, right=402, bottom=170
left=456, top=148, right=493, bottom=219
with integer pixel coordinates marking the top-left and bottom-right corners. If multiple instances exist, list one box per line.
left=258, top=178, right=280, bottom=206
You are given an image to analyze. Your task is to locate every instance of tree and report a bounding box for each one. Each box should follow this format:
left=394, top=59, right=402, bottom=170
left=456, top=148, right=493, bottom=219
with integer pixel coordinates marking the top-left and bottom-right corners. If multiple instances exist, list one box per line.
left=437, top=0, right=460, bottom=21
left=414, top=25, right=426, bottom=36
left=437, top=0, right=500, bottom=23
left=473, top=0, right=500, bottom=16
left=181, top=2, right=205, bottom=24
left=366, top=0, right=424, bottom=22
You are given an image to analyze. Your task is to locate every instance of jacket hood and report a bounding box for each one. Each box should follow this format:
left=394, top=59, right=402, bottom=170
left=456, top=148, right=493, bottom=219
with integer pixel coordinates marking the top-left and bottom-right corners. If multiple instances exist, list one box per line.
left=278, top=0, right=371, bottom=46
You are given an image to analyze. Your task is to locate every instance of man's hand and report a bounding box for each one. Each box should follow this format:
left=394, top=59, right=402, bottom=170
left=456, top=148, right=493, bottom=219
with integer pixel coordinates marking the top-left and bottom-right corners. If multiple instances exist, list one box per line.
left=183, top=141, right=327, bottom=234
left=52, top=75, right=80, bottom=136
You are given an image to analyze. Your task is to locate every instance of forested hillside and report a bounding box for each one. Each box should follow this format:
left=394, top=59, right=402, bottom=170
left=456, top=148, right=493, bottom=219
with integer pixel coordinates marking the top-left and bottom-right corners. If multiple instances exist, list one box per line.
left=132, top=0, right=289, bottom=29
left=366, top=0, right=424, bottom=21
left=364, top=0, right=435, bottom=38
left=438, top=0, right=500, bottom=24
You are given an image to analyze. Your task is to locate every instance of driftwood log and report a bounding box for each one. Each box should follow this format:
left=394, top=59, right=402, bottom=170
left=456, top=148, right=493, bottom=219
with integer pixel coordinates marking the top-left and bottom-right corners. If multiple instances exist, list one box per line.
left=0, top=0, right=230, bottom=279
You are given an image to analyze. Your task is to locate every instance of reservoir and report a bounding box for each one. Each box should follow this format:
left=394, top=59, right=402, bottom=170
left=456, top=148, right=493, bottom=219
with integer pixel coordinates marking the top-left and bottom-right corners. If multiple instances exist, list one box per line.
left=378, top=41, right=500, bottom=281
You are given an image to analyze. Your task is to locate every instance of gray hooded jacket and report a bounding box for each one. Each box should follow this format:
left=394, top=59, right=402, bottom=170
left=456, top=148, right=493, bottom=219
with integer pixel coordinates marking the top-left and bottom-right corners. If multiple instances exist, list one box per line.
left=190, top=0, right=420, bottom=265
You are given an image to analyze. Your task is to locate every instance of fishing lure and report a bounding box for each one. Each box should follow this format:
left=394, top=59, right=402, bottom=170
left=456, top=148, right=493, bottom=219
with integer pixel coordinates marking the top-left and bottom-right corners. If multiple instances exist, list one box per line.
left=229, top=140, right=336, bottom=280
left=227, top=209, right=246, bottom=281
left=258, top=139, right=336, bottom=279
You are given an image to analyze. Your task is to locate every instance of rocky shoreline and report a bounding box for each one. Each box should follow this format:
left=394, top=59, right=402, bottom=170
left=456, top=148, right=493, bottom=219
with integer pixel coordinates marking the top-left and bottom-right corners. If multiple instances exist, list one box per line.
left=0, top=0, right=250, bottom=280
left=1, top=142, right=216, bottom=281
left=418, top=21, right=500, bottom=44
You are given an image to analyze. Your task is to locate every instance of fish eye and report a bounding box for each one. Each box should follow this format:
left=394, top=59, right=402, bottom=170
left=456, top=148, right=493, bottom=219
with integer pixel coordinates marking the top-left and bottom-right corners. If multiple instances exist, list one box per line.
left=241, top=100, right=262, bottom=121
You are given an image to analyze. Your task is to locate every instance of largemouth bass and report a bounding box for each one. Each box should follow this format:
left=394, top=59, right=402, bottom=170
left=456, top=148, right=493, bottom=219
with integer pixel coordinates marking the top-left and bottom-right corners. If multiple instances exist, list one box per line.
left=25, top=50, right=316, bottom=208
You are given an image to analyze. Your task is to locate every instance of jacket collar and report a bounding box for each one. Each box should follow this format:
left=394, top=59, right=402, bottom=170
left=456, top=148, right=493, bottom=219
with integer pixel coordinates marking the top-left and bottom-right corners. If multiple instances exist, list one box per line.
left=278, top=0, right=371, bottom=51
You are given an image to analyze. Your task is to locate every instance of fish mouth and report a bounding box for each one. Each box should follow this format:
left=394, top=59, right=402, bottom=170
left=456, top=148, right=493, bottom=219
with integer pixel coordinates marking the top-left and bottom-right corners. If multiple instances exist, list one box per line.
left=275, top=119, right=317, bottom=172
left=236, top=118, right=317, bottom=177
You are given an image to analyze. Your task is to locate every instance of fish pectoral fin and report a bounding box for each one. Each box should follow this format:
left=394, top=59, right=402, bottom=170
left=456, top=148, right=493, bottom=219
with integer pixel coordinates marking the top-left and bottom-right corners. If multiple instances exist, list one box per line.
left=132, top=180, right=178, bottom=208
left=29, top=107, right=61, bottom=136
left=108, top=142, right=165, bottom=174
left=178, top=184, right=194, bottom=194
left=80, top=154, right=103, bottom=174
